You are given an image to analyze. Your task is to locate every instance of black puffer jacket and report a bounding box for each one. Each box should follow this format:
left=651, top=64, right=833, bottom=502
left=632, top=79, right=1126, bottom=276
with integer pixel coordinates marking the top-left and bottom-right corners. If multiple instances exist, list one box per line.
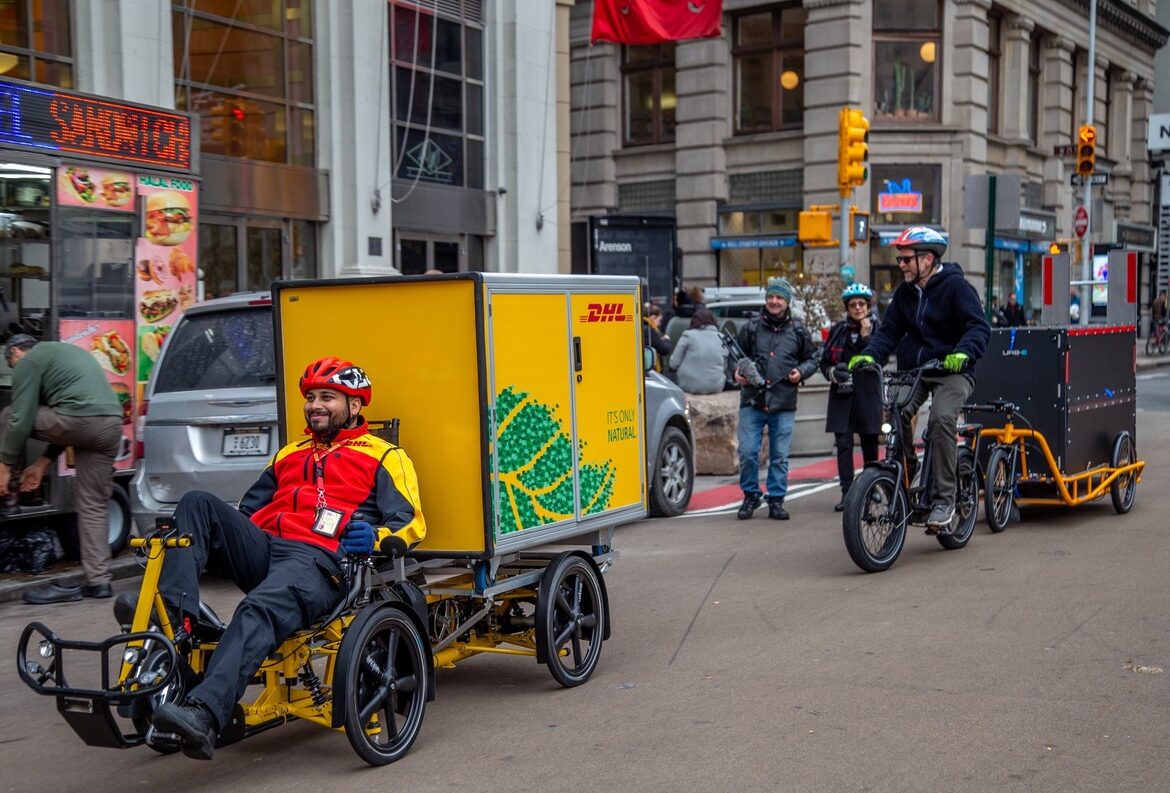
left=736, top=309, right=820, bottom=412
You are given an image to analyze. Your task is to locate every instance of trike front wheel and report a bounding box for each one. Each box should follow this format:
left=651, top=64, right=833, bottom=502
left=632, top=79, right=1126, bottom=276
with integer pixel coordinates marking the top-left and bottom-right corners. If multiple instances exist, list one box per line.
left=984, top=447, right=1015, bottom=533
left=342, top=605, right=429, bottom=765
left=1109, top=431, right=1137, bottom=514
left=842, top=467, right=908, bottom=572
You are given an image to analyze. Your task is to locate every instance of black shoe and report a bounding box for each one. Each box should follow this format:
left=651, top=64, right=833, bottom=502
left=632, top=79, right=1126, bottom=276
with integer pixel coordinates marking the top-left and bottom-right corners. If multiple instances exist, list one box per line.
left=82, top=583, right=112, bottom=599
left=23, top=583, right=82, bottom=604
left=834, top=498, right=846, bottom=513
left=737, top=492, right=762, bottom=520
left=152, top=701, right=217, bottom=760
left=767, top=499, right=789, bottom=520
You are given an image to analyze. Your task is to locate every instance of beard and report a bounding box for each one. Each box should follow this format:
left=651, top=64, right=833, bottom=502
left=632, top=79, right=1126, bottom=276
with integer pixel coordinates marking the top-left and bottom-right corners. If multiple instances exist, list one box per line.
left=307, top=406, right=352, bottom=441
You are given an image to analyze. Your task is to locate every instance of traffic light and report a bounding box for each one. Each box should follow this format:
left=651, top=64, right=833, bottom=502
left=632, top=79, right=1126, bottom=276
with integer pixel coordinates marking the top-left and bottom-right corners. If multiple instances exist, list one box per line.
left=799, top=208, right=834, bottom=244
left=838, top=107, right=869, bottom=196
left=1076, top=125, right=1097, bottom=176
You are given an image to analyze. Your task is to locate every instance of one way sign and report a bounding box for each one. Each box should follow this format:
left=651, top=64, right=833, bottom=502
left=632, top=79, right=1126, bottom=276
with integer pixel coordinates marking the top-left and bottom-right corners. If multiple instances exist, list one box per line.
left=1149, top=112, right=1170, bottom=153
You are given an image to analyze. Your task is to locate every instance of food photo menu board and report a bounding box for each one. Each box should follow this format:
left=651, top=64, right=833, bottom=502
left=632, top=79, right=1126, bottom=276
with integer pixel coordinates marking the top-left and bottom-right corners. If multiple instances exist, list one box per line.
left=58, top=319, right=137, bottom=473
left=135, top=175, right=197, bottom=385
left=56, top=165, right=135, bottom=212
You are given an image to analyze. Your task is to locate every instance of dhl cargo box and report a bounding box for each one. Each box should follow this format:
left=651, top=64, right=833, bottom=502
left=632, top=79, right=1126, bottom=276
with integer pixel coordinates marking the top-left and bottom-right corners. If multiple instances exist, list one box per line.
left=273, top=273, right=647, bottom=559
left=968, top=326, right=1136, bottom=475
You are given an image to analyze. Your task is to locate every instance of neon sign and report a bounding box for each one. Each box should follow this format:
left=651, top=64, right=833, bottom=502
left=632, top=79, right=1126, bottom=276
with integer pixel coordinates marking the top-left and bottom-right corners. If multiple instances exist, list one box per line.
left=0, top=78, right=192, bottom=171
left=877, top=178, right=923, bottom=213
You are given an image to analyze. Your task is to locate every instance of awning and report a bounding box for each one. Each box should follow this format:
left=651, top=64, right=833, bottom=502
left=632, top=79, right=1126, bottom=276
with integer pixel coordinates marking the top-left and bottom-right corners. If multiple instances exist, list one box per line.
left=710, top=235, right=797, bottom=250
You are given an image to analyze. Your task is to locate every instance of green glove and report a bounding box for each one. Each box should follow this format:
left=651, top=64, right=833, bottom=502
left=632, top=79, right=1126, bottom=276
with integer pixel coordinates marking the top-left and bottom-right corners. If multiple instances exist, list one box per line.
left=943, top=352, right=969, bottom=373
left=848, top=354, right=875, bottom=371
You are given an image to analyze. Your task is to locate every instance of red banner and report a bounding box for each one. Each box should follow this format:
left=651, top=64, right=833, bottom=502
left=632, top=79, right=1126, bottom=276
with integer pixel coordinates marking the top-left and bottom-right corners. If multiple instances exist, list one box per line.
left=591, top=0, right=723, bottom=45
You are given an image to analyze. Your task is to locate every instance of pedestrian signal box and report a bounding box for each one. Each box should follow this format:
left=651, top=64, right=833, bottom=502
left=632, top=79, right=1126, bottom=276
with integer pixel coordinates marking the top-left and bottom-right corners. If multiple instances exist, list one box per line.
left=799, top=208, right=834, bottom=245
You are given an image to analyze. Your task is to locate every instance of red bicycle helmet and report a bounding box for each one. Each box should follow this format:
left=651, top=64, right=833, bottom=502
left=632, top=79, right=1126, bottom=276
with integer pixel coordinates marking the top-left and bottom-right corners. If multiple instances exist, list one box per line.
left=299, top=356, right=372, bottom=406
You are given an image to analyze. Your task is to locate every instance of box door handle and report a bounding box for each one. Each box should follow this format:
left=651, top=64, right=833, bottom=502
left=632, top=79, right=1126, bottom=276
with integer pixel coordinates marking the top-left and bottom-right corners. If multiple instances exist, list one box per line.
left=573, top=336, right=583, bottom=373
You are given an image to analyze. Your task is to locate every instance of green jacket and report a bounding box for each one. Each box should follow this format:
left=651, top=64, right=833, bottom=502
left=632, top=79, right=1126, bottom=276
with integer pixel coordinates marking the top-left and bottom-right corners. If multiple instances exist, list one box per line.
left=2, top=342, right=121, bottom=464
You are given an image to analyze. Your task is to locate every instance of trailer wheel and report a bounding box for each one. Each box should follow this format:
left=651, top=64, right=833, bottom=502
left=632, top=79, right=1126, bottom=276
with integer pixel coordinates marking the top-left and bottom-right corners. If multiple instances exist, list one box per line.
left=1109, top=431, right=1137, bottom=514
left=536, top=553, right=604, bottom=687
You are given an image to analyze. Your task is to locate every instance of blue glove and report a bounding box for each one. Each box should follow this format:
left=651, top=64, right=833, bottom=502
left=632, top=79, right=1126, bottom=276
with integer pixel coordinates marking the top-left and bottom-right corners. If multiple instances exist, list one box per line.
left=943, top=352, right=970, bottom=373
left=340, top=520, right=375, bottom=555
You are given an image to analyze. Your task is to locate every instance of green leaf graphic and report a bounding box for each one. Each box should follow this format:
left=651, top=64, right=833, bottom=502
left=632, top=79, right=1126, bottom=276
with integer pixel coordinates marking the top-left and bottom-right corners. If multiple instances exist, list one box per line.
left=492, top=385, right=614, bottom=534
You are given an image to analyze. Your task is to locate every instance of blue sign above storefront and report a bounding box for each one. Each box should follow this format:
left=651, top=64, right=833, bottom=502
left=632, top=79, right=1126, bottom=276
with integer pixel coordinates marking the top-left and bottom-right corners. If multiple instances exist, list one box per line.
left=993, top=237, right=1049, bottom=253
left=710, top=236, right=797, bottom=250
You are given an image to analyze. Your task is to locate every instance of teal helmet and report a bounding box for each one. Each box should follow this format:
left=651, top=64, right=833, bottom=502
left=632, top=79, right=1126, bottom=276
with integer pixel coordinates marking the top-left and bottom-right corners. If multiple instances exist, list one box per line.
left=841, top=282, right=874, bottom=306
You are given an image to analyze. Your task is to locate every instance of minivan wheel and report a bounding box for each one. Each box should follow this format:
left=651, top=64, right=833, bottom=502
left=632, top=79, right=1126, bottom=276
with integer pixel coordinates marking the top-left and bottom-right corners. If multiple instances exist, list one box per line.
left=107, top=486, right=132, bottom=556
left=648, top=427, right=693, bottom=518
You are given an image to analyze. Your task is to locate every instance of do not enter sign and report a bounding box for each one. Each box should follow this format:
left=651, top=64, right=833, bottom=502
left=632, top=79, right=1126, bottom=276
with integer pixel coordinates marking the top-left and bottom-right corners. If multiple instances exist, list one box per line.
left=1074, top=206, right=1089, bottom=238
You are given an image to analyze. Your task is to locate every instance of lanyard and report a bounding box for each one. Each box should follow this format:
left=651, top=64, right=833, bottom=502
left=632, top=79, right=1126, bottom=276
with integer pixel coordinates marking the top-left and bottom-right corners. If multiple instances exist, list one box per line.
left=312, top=441, right=342, bottom=511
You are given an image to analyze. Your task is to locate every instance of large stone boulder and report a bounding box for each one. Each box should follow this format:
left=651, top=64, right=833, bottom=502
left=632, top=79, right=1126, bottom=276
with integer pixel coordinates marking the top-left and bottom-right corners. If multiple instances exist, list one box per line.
left=684, top=383, right=834, bottom=475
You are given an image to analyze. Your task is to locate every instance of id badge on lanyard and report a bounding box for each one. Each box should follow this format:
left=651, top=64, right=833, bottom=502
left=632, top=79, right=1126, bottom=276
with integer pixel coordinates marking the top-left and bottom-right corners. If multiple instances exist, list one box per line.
left=310, top=445, right=350, bottom=538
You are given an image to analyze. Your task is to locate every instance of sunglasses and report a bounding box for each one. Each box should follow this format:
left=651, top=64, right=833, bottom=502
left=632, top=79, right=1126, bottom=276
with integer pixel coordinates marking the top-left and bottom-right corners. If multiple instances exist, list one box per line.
left=895, top=253, right=923, bottom=265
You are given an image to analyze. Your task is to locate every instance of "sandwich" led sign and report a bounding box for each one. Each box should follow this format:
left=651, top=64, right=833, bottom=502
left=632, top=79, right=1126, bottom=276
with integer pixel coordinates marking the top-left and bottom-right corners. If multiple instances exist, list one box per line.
left=0, top=78, right=192, bottom=171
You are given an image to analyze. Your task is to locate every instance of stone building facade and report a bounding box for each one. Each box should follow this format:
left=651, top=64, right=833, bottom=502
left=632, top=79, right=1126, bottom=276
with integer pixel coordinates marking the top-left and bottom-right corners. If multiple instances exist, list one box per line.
left=569, top=0, right=1167, bottom=319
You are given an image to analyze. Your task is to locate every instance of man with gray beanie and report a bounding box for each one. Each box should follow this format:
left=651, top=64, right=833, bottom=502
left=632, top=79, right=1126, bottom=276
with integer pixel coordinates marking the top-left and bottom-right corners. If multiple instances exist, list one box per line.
left=2, top=334, right=124, bottom=604
left=733, top=277, right=819, bottom=520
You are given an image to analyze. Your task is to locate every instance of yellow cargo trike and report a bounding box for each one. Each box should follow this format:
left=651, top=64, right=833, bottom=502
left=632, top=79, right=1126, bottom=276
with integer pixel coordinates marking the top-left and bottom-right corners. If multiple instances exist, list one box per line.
left=18, top=274, right=648, bottom=764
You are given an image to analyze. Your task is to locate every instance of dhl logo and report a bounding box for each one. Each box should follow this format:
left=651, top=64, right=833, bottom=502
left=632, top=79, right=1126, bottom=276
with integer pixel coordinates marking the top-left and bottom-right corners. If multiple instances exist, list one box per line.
left=579, top=302, right=633, bottom=323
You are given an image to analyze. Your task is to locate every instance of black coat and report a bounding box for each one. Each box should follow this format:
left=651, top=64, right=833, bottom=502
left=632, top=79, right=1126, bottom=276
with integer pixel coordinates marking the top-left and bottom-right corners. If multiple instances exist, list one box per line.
left=819, top=314, right=883, bottom=435
left=736, top=310, right=820, bottom=412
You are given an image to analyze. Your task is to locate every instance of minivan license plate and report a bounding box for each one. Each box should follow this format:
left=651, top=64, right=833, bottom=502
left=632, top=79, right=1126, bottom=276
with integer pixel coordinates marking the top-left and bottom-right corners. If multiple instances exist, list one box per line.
left=222, top=427, right=271, bottom=457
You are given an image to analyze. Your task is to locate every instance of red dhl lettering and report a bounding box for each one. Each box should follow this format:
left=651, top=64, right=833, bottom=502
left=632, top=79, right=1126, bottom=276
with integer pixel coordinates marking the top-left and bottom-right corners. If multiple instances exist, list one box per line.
left=579, top=302, right=634, bottom=323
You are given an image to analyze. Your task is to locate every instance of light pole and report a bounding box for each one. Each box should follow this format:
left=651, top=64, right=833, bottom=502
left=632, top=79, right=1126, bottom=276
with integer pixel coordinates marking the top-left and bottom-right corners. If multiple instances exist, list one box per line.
left=1079, top=0, right=1097, bottom=325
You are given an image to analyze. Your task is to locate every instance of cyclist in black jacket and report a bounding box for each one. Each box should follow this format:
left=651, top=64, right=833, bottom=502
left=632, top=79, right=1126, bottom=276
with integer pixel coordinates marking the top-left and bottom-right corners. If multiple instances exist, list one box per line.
left=850, top=226, right=990, bottom=530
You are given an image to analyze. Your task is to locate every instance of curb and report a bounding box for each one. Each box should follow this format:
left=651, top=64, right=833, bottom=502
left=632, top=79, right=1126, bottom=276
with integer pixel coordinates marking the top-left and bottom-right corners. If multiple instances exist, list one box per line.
left=0, top=554, right=144, bottom=604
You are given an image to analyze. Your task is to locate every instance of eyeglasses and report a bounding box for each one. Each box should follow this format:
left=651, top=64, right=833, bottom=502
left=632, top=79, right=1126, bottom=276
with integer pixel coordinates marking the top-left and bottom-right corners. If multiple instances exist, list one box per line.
left=895, top=253, right=923, bottom=265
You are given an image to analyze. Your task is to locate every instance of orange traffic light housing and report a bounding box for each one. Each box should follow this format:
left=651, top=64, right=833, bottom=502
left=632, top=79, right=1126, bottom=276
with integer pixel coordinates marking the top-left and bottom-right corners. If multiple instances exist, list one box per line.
left=799, top=208, right=834, bottom=244
left=838, top=107, right=869, bottom=196
left=1076, top=125, right=1097, bottom=177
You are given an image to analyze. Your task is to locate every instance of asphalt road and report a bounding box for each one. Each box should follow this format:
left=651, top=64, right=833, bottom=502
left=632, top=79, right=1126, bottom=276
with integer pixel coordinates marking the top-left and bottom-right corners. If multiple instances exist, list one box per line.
left=1, top=383, right=1168, bottom=792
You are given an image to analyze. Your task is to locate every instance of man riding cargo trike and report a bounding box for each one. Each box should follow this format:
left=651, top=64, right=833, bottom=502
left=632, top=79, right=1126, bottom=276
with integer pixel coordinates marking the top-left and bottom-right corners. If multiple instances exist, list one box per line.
left=18, top=274, right=649, bottom=764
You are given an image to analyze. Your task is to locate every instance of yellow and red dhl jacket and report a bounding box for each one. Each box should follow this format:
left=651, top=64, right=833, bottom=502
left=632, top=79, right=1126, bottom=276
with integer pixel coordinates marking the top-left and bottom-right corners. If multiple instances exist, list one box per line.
left=239, top=418, right=425, bottom=555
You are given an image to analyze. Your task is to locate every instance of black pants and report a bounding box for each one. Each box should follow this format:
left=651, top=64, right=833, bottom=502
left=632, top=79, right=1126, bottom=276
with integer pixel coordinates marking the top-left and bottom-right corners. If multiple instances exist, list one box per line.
left=835, top=432, right=880, bottom=492
left=160, top=491, right=343, bottom=731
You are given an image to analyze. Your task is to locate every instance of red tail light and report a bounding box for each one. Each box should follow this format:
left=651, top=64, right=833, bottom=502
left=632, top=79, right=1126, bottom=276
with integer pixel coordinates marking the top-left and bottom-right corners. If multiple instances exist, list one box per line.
left=135, top=398, right=148, bottom=459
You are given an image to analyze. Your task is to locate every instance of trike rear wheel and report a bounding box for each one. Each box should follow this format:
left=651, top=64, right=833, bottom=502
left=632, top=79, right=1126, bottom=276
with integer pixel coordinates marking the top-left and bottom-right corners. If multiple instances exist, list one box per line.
left=842, top=467, right=908, bottom=572
left=984, top=447, right=1014, bottom=533
left=536, top=553, right=605, bottom=687
left=343, top=605, right=429, bottom=765
left=1109, top=431, right=1137, bottom=514
left=938, top=447, right=978, bottom=549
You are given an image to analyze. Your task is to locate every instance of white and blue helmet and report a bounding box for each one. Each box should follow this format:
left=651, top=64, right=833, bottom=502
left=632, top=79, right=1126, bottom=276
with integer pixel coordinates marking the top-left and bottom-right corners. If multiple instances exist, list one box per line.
left=891, top=226, right=947, bottom=259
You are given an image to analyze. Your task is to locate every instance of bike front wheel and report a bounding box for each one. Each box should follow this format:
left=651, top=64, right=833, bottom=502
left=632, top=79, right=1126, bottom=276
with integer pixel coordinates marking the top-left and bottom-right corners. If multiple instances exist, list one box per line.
left=1159, top=330, right=1170, bottom=356
left=842, top=467, right=908, bottom=572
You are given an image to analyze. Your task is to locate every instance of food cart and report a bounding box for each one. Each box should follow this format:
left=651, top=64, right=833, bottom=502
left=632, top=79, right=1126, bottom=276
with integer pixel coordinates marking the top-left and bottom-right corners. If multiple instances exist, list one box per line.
left=0, top=76, right=199, bottom=552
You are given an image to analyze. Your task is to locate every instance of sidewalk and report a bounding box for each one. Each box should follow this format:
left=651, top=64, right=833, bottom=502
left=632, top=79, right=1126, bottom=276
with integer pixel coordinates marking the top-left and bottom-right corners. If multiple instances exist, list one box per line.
left=4, top=350, right=1166, bottom=604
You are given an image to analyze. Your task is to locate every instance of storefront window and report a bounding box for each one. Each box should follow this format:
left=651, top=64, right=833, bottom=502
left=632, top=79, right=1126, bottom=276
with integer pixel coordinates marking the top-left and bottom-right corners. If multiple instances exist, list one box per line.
left=718, top=246, right=800, bottom=287
left=199, top=222, right=238, bottom=299
left=390, top=1, right=485, bottom=189
left=732, top=4, right=804, bottom=134
left=873, top=0, right=940, bottom=121
left=870, top=164, right=940, bottom=227
left=245, top=225, right=281, bottom=292
left=622, top=43, right=676, bottom=146
left=173, top=0, right=315, bottom=166
left=0, top=0, right=73, bottom=88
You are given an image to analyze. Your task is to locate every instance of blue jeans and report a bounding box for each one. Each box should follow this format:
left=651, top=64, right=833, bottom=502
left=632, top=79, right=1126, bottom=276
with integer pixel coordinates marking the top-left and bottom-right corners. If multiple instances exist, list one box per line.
left=737, top=407, right=796, bottom=500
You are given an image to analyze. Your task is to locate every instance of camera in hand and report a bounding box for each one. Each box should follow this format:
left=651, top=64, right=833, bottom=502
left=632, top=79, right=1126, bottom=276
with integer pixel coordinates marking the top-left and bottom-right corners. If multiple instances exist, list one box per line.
left=735, top=357, right=765, bottom=388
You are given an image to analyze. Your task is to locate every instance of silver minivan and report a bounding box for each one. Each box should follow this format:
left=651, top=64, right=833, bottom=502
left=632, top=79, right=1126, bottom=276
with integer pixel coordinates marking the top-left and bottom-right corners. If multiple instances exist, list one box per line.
left=132, top=294, right=694, bottom=530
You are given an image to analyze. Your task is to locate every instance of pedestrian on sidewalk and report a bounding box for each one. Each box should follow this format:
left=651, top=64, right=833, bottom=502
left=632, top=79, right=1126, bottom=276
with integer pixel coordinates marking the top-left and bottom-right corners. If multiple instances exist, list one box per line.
left=668, top=307, right=726, bottom=395
left=820, top=284, right=883, bottom=512
left=3, top=335, right=124, bottom=604
left=734, top=277, right=819, bottom=521
left=1002, top=292, right=1027, bottom=327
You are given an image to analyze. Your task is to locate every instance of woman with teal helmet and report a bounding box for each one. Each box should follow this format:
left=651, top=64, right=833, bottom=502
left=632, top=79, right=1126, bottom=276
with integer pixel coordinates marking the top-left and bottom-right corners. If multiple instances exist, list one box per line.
left=819, top=281, right=883, bottom=511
